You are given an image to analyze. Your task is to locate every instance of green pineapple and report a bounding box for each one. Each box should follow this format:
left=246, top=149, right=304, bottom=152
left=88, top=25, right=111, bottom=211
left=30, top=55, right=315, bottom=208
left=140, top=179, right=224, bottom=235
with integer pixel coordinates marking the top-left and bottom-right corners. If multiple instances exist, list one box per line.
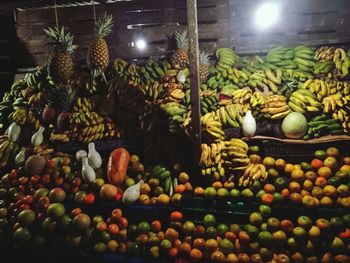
left=199, top=51, right=210, bottom=84
left=170, top=31, right=189, bottom=69
left=87, top=13, right=113, bottom=74
left=56, top=87, right=78, bottom=132
left=44, top=26, right=77, bottom=84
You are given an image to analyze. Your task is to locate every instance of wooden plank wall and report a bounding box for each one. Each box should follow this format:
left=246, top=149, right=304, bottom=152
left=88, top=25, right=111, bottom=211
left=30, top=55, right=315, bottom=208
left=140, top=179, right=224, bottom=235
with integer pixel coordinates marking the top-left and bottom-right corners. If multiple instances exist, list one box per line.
left=230, top=0, right=350, bottom=54
left=16, top=0, right=230, bottom=67
left=14, top=0, right=350, bottom=68
left=0, top=15, right=16, bottom=96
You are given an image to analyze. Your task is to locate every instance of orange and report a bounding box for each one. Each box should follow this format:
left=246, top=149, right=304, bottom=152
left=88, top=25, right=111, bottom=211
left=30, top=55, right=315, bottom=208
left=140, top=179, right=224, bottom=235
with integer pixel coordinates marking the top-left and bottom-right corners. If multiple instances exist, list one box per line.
left=281, top=188, right=290, bottom=199
left=311, top=159, right=323, bottom=170
left=164, top=228, right=179, bottom=242
left=193, top=238, right=206, bottom=250
left=184, top=182, right=193, bottom=192
left=179, top=242, right=191, bottom=256
left=194, top=187, right=205, bottom=197
left=315, top=177, right=328, bottom=188
left=170, top=211, right=183, bottom=221
left=212, top=181, right=223, bottom=190
left=157, top=194, right=170, bottom=205
left=106, top=240, right=118, bottom=253
left=284, top=163, right=295, bottom=175
left=323, top=185, right=337, bottom=198
left=340, top=164, right=350, bottom=172
left=173, top=239, right=182, bottom=249
left=136, top=234, right=148, bottom=246
left=323, top=157, right=338, bottom=170
left=317, top=167, right=332, bottom=178
left=175, top=184, right=186, bottom=194
left=190, top=248, right=202, bottom=262
left=261, top=193, right=274, bottom=205
left=326, top=147, right=340, bottom=158
left=275, top=158, right=286, bottom=171
left=289, top=182, right=301, bottom=193
left=157, top=231, right=165, bottom=241
left=205, top=238, right=219, bottom=253
left=291, top=169, right=305, bottom=183
left=138, top=194, right=151, bottom=205
left=343, top=156, right=350, bottom=165
left=320, top=196, right=333, bottom=207
left=140, top=183, right=151, bottom=195
left=168, top=247, right=178, bottom=258
left=280, top=219, right=294, bottom=234
left=238, top=253, right=250, bottom=263
left=263, top=184, right=276, bottom=194
left=303, top=179, right=313, bottom=191
left=301, top=189, right=311, bottom=197
left=263, top=157, right=276, bottom=169
left=112, top=208, right=123, bottom=219
left=289, top=193, right=302, bottom=204
left=179, top=172, right=190, bottom=184
left=224, top=181, right=235, bottom=190
left=210, top=250, right=226, bottom=263
left=151, top=220, right=162, bottom=233
left=311, top=187, right=324, bottom=199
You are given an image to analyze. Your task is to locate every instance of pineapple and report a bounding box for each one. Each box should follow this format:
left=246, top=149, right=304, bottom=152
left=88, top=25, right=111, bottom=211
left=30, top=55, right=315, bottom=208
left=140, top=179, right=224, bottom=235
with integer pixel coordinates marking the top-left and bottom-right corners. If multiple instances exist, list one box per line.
left=170, top=31, right=189, bottom=70
left=87, top=13, right=113, bottom=74
left=44, top=26, right=77, bottom=84
left=199, top=51, right=210, bottom=84
left=56, top=88, right=78, bottom=132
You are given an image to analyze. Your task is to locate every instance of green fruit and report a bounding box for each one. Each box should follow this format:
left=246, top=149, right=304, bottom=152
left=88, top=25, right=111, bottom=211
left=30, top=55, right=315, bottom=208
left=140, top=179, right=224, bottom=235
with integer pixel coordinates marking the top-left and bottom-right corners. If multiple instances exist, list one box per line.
left=99, top=231, right=111, bottom=243
left=17, top=209, right=35, bottom=226
left=241, top=188, right=254, bottom=202
left=206, top=226, right=218, bottom=239
left=160, top=239, right=172, bottom=252
left=258, top=231, right=273, bottom=247
left=34, top=188, right=49, bottom=200
left=267, top=217, right=280, bottom=232
left=272, top=192, right=283, bottom=203
left=217, top=224, right=229, bottom=237
left=204, top=187, right=217, bottom=200
left=282, top=112, right=308, bottom=139
left=93, top=242, right=106, bottom=254
left=244, top=224, right=259, bottom=241
left=297, top=215, right=312, bottom=230
left=47, top=203, right=65, bottom=219
left=72, top=213, right=91, bottom=232
left=230, top=189, right=240, bottom=202
left=219, top=238, right=234, bottom=255
left=60, top=214, right=72, bottom=232
left=293, top=226, right=307, bottom=240
left=48, top=187, right=66, bottom=203
left=249, top=212, right=263, bottom=227
left=203, top=214, right=216, bottom=227
left=314, top=150, right=327, bottom=160
left=13, top=227, right=31, bottom=245
left=42, top=217, right=56, bottom=233
left=259, top=205, right=271, bottom=218
left=342, top=214, right=350, bottom=228
left=217, top=188, right=229, bottom=200
left=138, top=221, right=150, bottom=234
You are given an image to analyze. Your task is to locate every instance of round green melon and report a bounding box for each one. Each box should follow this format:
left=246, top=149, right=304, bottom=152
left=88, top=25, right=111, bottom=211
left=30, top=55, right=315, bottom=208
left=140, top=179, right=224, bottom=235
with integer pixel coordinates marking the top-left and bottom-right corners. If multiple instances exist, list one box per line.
left=281, top=112, right=308, bottom=139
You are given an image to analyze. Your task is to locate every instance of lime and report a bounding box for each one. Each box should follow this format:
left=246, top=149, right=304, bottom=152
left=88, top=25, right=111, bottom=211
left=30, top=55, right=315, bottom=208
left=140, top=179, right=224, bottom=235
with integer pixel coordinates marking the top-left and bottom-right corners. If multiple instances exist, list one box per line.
left=206, top=226, right=218, bottom=239
left=204, top=187, right=217, bottom=200
left=230, top=189, right=240, bottom=203
left=258, top=204, right=271, bottom=218
left=93, top=242, right=106, bottom=254
left=203, top=214, right=216, bottom=227
left=217, top=223, right=229, bottom=237
left=17, top=209, right=35, bottom=226
left=137, top=221, right=150, bottom=234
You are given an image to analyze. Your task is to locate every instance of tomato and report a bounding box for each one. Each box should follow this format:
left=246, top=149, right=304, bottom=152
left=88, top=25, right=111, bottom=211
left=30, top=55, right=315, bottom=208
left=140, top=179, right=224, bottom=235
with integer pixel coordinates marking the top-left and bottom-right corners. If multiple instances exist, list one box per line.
left=19, top=204, right=30, bottom=211
left=170, top=211, right=183, bottom=222
left=41, top=174, right=51, bottom=185
left=151, top=220, right=162, bottom=233
left=84, top=194, right=95, bottom=205
left=71, top=208, right=82, bottom=217
left=108, top=223, right=120, bottom=235
left=10, top=169, right=17, bottom=180
left=46, top=159, right=56, bottom=168
left=30, top=175, right=40, bottom=184
left=73, top=178, right=81, bottom=187
left=23, top=195, right=33, bottom=205
left=118, top=217, right=128, bottom=229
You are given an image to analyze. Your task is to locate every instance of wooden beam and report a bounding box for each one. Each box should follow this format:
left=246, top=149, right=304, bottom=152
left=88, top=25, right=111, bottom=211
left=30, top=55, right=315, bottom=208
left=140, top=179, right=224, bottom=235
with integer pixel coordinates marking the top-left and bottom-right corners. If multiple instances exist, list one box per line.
left=187, top=0, right=201, bottom=169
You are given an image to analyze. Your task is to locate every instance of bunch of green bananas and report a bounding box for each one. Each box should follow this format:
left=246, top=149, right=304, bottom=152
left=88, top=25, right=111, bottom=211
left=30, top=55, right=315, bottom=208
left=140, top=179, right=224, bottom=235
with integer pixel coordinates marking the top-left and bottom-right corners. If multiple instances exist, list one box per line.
left=138, top=80, right=165, bottom=101
left=314, top=46, right=335, bottom=61
left=261, top=94, right=291, bottom=119
left=126, top=63, right=141, bottom=87
left=303, top=114, right=344, bottom=140
left=333, top=48, right=350, bottom=78
left=246, top=68, right=282, bottom=93
left=24, top=67, right=49, bottom=88
left=160, top=102, right=187, bottom=134
left=278, top=78, right=300, bottom=98
left=200, top=93, right=219, bottom=114
left=140, top=59, right=171, bottom=86
left=0, top=135, right=19, bottom=168
left=313, top=60, right=334, bottom=76
left=293, top=45, right=316, bottom=73
left=288, top=89, right=321, bottom=114
left=266, top=46, right=297, bottom=69
left=207, top=67, right=243, bottom=90
left=149, top=165, right=175, bottom=196
left=113, top=58, right=129, bottom=80
left=213, top=104, right=244, bottom=128
left=215, top=48, right=238, bottom=70
left=239, top=163, right=267, bottom=187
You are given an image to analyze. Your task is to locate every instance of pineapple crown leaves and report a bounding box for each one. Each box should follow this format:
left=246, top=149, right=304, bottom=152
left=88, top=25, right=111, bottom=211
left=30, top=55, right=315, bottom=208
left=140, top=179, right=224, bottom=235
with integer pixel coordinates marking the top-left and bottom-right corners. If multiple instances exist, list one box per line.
left=57, top=86, right=78, bottom=112
left=95, top=13, right=114, bottom=38
left=44, top=26, right=78, bottom=53
left=199, top=51, right=210, bottom=65
left=175, top=30, right=189, bottom=51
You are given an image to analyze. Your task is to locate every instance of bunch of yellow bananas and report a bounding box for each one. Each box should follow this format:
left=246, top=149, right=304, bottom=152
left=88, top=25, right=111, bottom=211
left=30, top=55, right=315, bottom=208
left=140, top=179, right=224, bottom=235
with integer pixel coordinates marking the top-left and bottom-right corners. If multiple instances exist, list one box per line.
left=212, top=104, right=244, bottom=128
left=314, top=46, right=335, bottom=61
left=69, top=97, right=117, bottom=143
left=0, top=135, right=18, bottom=168
left=322, top=93, right=350, bottom=132
left=288, top=89, right=321, bottom=114
left=261, top=95, right=291, bottom=119
left=199, top=141, right=225, bottom=180
left=201, top=113, right=225, bottom=143
left=8, top=107, right=40, bottom=128
left=222, top=138, right=251, bottom=173
left=239, top=163, right=267, bottom=187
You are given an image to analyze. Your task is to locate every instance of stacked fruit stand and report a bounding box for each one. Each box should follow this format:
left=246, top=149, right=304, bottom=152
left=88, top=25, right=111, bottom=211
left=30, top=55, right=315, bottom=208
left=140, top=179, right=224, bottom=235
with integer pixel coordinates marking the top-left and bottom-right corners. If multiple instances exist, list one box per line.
left=0, top=1, right=350, bottom=262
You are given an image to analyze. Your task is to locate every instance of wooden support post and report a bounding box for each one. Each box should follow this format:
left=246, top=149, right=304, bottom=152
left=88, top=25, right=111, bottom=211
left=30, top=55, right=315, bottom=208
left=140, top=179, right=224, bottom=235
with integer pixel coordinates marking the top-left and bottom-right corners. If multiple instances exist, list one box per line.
left=186, top=0, right=201, bottom=167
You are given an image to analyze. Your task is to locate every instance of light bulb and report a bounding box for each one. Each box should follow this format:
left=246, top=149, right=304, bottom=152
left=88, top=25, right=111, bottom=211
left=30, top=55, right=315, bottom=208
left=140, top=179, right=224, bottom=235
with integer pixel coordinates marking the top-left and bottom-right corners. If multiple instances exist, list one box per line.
left=255, top=2, right=280, bottom=30
left=135, top=39, right=146, bottom=50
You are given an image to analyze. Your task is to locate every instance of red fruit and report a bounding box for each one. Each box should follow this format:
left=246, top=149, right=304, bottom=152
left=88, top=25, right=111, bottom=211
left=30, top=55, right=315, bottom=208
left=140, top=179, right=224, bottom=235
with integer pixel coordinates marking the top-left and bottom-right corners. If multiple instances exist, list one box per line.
left=71, top=208, right=82, bottom=217
left=84, top=194, right=95, bottom=205
left=170, top=211, right=183, bottom=222
left=108, top=223, right=119, bottom=235
left=56, top=111, right=71, bottom=133
left=41, top=105, right=57, bottom=123
left=23, top=195, right=33, bottom=205
left=30, top=175, right=40, bottom=184
left=46, top=159, right=56, bottom=168
left=118, top=217, right=128, bottom=229
left=311, top=159, right=323, bottom=170
left=19, top=204, right=30, bottom=211
left=114, top=193, right=122, bottom=201
left=151, top=220, right=162, bottom=233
